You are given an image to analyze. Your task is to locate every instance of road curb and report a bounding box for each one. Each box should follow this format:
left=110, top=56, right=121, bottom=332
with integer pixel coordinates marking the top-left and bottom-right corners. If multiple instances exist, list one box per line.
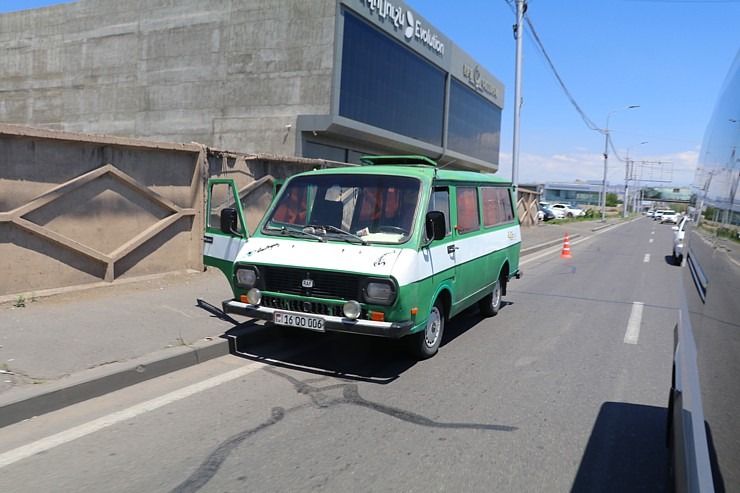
left=520, top=233, right=580, bottom=257
left=0, top=336, right=230, bottom=429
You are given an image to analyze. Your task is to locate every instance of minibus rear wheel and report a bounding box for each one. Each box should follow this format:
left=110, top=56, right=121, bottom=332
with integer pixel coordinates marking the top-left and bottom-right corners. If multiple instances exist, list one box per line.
left=479, top=279, right=502, bottom=317
left=407, top=300, right=445, bottom=359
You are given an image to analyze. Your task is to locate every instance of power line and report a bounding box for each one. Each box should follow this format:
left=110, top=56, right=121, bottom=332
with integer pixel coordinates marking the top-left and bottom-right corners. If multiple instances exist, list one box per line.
left=505, top=0, right=604, bottom=134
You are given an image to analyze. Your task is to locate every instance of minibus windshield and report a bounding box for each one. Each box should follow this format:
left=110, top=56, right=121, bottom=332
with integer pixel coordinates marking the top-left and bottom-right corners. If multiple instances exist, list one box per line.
left=263, top=174, right=421, bottom=245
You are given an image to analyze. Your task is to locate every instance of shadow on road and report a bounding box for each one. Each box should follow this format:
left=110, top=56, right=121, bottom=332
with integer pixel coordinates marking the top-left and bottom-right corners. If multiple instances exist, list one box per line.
left=221, top=321, right=415, bottom=384
left=218, top=306, right=492, bottom=385
left=572, top=401, right=669, bottom=492
left=441, top=301, right=511, bottom=347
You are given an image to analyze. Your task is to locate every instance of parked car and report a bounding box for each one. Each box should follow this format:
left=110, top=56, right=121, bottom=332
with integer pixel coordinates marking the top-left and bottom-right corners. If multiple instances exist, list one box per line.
left=538, top=205, right=556, bottom=221
left=551, top=203, right=585, bottom=218
left=539, top=202, right=564, bottom=219
left=672, top=216, right=687, bottom=265
left=660, top=210, right=679, bottom=224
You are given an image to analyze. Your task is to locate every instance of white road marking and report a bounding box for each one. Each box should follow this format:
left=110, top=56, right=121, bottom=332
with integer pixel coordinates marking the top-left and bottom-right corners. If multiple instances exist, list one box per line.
left=649, top=239, right=654, bottom=243
left=643, top=253, right=651, bottom=263
left=0, top=361, right=265, bottom=469
left=623, top=302, right=644, bottom=344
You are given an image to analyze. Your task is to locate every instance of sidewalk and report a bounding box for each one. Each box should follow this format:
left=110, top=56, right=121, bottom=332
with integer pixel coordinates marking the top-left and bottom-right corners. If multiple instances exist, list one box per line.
left=0, top=219, right=620, bottom=427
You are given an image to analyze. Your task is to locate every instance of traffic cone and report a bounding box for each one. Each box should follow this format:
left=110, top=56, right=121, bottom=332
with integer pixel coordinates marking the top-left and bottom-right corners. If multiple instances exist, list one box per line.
left=560, top=233, right=572, bottom=259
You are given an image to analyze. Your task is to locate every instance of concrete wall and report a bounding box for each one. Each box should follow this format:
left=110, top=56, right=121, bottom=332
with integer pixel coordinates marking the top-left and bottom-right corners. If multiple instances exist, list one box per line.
left=0, top=124, right=335, bottom=301
left=0, top=0, right=336, bottom=155
left=0, top=124, right=206, bottom=299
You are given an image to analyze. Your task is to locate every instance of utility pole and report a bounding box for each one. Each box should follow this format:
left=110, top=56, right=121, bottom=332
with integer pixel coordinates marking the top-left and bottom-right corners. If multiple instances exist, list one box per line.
left=602, top=106, right=639, bottom=222
left=623, top=159, right=631, bottom=218
left=511, top=0, right=525, bottom=191
left=624, top=141, right=647, bottom=218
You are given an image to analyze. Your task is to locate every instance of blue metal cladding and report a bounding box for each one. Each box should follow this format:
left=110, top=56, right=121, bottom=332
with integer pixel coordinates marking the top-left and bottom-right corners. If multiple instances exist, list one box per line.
left=339, top=10, right=445, bottom=147
left=447, top=78, right=501, bottom=163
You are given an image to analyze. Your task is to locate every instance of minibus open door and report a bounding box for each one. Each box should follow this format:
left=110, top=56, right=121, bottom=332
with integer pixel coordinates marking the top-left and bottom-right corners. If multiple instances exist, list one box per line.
left=203, top=179, right=248, bottom=279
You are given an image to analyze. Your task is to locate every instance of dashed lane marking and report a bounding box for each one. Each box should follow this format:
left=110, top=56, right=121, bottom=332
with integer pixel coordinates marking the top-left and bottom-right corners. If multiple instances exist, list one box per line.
left=623, top=302, right=644, bottom=344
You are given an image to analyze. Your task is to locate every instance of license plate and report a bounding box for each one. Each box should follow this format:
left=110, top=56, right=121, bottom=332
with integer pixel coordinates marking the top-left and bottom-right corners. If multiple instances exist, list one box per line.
left=274, top=311, right=325, bottom=332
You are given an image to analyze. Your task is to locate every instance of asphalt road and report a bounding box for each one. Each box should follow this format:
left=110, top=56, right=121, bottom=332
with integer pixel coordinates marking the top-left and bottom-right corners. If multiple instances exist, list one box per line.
left=0, top=218, right=679, bottom=492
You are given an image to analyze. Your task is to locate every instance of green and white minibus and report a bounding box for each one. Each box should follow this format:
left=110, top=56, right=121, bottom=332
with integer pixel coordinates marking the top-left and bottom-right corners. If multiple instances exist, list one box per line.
left=204, top=156, right=522, bottom=358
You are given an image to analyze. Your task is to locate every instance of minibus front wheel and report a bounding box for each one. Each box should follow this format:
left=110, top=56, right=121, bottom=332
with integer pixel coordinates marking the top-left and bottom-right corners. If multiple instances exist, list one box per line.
left=407, top=299, right=445, bottom=359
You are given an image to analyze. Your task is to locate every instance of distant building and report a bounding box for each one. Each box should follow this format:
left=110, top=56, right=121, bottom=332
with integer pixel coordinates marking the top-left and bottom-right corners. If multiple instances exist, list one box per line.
left=0, top=0, right=504, bottom=172
left=521, top=182, right=602, bottom=206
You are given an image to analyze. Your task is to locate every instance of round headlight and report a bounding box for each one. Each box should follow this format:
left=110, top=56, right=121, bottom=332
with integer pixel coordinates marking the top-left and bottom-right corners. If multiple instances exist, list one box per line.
left=246, top=288, right=262, bottom=305
left=343, top=300, right=361, bottom=320
left=236, top=268, right=257, bottom=288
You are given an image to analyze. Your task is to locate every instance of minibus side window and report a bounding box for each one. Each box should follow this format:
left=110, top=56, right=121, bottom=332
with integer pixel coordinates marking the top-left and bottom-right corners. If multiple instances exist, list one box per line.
left=456, top=187, right=480, bottom=234
left=482, top=186, right=515, bottom=227
left=500, top=188, right=515, bottom=223
left=208, top=181, right=244, bottom=234
left=481, top=186, right=501, bottom=227
left=428, top=187, right=451, bottom=236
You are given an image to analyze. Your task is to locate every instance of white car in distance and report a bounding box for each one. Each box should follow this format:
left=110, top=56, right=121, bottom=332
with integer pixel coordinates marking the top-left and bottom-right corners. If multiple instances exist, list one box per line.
left=539, top=202, right=565, bottom=219
left=661, top=210, right=679, bottom=224
left=550, top=203, right=585, bottom=218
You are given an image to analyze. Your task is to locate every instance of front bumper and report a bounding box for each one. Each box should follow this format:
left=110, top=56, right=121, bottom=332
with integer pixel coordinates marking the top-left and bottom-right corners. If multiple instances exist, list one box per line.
left=222, top=299, right=415, bottom=338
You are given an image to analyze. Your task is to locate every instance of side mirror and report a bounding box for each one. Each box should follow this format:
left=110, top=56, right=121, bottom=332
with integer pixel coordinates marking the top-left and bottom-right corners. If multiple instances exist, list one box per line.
left=425, top=211, right=446, bottom=243
left=671, top=226, right=679, bottom=231
left=220, top=208, right=239, bottom=235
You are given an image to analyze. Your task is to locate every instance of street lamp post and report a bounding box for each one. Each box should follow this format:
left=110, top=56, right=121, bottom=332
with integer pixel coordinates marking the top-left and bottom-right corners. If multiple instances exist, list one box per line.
left=601, top=105, right=639, bottom=222
left=623, top=141, right=648, bottom=217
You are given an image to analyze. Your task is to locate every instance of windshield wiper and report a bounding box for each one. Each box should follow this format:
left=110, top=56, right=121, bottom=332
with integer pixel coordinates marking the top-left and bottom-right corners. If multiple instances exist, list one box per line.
left=317, top=224, right=369, bottom=245
left=268, top=226, right=326, bottom=242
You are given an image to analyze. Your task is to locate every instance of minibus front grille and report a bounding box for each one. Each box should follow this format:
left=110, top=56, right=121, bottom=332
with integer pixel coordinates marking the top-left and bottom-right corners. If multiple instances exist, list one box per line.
left=262, top=266, right=361, bottom=300
left=261, top=295, right=350, bottom=317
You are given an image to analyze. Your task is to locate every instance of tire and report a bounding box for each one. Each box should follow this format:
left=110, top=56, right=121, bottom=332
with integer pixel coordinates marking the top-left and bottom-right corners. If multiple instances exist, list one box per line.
left=479, top=279, right=502, bottom=317
left=407, top=300, right=445, bottom=359
left=673, top=249, right=683, bottom=267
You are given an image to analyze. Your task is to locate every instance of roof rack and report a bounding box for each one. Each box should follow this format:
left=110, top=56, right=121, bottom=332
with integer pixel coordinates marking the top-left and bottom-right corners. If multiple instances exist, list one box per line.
left=359, top=155, right=437, bottom=167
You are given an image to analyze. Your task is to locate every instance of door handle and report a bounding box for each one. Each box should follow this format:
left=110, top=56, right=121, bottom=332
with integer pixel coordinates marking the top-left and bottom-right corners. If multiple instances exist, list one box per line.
left=447, top=245, right=458, bottom=254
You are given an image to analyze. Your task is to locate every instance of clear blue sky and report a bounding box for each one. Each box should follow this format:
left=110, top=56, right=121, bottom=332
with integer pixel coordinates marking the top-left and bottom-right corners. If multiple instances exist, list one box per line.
left=406, top=0, right=740, bottom=186
left=4, top=0, right=739, bottom=186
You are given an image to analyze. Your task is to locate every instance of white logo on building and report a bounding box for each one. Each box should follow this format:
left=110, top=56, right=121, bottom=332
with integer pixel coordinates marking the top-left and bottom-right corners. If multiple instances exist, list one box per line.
left=358, top=0, right=445, bottom=56
left=463, top=64, right=497, bottom=99
left=404, top=11, right=414, bottom=39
